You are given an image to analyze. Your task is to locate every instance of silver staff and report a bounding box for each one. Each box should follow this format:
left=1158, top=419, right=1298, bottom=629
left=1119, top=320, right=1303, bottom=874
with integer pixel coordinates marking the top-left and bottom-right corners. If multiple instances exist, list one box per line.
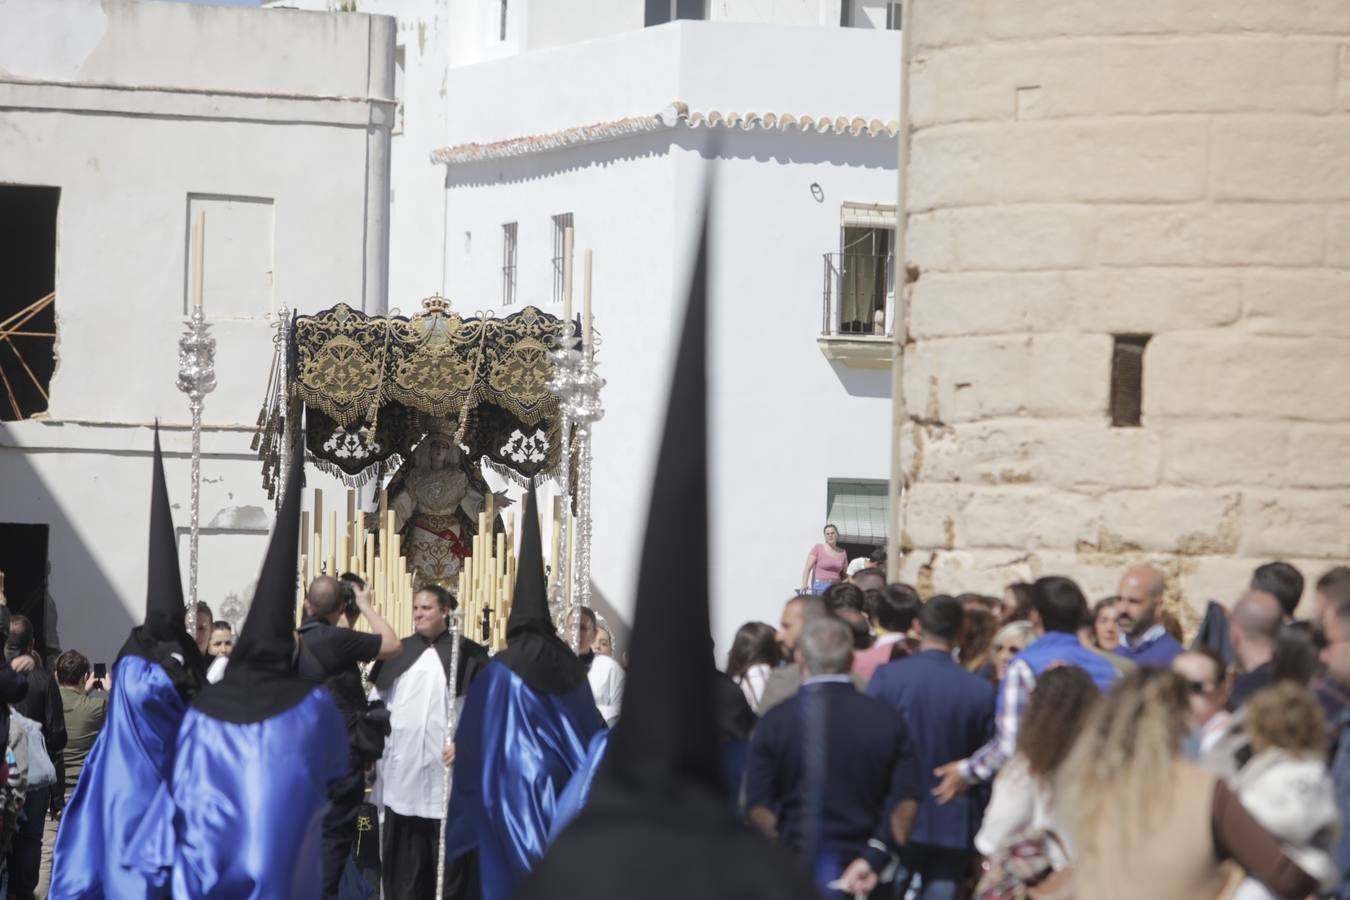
left=176, top=213, right=217, bottom=611
left=437, top=607, right=464, bottom=897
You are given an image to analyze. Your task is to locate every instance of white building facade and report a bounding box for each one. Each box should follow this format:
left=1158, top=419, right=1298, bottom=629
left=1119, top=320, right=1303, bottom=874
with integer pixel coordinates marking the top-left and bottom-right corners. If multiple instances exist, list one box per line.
left=0, top=0, right=395, bottom=663
left=268, top=0, right=904, bottom=650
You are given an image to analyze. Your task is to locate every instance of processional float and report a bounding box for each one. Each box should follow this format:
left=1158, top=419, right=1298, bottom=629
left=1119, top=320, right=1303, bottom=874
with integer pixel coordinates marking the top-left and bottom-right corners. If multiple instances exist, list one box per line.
left=250, top=232, right=601, bottom=651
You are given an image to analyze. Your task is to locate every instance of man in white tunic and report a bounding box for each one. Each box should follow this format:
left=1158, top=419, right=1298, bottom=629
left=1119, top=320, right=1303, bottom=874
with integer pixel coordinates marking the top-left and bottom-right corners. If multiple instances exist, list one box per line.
left=575, top=607, right=624, bottom=726
left=371, top=585, right=488, bottom=899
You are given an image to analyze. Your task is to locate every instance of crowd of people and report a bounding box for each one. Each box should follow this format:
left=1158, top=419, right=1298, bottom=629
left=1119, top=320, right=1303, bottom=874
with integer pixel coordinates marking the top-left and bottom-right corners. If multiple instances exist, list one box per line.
left=10, top=237, right=1350, bottom=900
left=726, top=538, right=1350, bottom=899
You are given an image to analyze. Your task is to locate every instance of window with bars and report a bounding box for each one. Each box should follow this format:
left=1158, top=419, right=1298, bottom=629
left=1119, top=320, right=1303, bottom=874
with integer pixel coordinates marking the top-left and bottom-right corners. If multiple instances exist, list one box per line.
left=501, top=222, right=517, bottom=306
left=551, top=213, right=573, bottom=304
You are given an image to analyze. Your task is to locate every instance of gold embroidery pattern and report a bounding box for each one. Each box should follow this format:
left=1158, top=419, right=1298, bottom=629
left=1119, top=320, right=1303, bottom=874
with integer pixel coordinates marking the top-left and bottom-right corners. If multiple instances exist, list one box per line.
left=293, top=303, right=566, bottom=429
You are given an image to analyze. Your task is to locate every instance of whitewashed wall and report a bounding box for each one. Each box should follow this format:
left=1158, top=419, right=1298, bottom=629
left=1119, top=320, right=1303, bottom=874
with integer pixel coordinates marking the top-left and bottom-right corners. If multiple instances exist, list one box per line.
left=438, top=21, right=901, bottom=654
left=0, top=0, right=395, bottom=662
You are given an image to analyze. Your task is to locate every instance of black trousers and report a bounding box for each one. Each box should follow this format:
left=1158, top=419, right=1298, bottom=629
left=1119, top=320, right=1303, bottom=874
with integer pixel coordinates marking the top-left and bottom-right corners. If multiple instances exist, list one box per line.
left=7, top=787, right=47, bottom=899
left=382, top=809, right=478, bottom=900
left=321, top=769, right=366, bottom=900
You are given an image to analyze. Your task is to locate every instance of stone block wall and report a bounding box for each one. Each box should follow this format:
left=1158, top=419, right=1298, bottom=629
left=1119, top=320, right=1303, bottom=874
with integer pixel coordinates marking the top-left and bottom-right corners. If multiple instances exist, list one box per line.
left=897, top=0, right=1350, bottom=618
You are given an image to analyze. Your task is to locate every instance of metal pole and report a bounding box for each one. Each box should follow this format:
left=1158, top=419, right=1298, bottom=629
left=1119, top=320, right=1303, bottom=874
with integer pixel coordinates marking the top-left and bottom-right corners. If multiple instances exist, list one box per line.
left=437, top=609, right=464, bottom=898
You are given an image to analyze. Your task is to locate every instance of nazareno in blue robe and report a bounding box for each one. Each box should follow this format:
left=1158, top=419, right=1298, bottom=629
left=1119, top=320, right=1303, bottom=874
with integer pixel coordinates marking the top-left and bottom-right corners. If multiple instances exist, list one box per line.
left=49, top=655, right=186, bottom=900
left=135, top=684, right=347, bottom=899
left=444, top=660, right=605, bottom=900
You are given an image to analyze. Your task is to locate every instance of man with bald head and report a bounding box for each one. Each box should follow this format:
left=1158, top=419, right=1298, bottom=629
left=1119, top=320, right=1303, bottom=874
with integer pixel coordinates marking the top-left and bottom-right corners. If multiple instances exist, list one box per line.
left=297, top=574, right=400, bottom=897
left=1226, top=589, right=1283, bottom=710
left=1114, top=564, right=1183, bottom=667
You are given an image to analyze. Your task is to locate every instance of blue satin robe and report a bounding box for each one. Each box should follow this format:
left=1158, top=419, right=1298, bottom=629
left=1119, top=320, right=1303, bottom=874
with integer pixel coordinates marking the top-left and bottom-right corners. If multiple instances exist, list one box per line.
left=165, top=686, right=347, bottom=899
left=444, top=662, right=604, bottom=900
left=49, top=655, right=186, bottom=900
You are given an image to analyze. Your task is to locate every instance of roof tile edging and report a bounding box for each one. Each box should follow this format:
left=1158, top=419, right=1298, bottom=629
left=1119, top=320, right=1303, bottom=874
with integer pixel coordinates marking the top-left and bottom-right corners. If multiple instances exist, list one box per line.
left=429, top=101, right=900, bottom=165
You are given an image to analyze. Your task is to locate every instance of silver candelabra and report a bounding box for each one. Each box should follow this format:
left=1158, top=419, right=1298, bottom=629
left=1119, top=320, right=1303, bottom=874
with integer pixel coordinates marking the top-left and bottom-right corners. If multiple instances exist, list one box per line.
left=548, top=324, right=604, bottom=653
left=547, top=323, right=577, bottom=640
left=176, top=304, right=217, bottom=610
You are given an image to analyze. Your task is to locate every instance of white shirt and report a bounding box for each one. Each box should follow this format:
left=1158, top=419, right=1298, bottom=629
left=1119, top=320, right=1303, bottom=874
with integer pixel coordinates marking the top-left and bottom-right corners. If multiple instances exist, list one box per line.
left=974, top=754, right=1064, bottom=858
left=588, top=653, right=625, bottom=726
left=371, top=647, right=461, bottom=819
left=736, top=663, right=772, bottom=712
left=206, top=656, right=228, bottom=685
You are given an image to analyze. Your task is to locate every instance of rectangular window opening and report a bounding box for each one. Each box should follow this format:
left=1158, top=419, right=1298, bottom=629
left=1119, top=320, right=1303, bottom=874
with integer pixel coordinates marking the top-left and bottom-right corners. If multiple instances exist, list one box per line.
left=1110, top=334, right=1151, bottom=427
left=501, top=222, right=517, bottom=306
left=833, top=225, right=893, bottom=336
left=826, top=479, right=888, bottom=557
left=551, top=213, right=573, bottom=305
left=0, top=184, right=59, bottom=421
left=499, top=0, right=508, bottom=41
left=0, top=524, right=49, bottom=653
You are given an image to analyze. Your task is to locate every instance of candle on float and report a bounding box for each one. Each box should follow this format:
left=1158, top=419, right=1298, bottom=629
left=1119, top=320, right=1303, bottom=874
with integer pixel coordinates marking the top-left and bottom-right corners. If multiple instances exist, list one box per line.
left=583, top=249, right=594, bottom=356
left=191, top=211, right=206, bottom=310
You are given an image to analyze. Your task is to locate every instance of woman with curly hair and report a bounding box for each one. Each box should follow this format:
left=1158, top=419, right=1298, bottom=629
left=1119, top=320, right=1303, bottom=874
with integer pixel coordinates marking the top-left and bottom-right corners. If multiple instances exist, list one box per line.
left=974, top=666, right=1100, bottom=858
left=1055, top=668, right=1319, bottom=900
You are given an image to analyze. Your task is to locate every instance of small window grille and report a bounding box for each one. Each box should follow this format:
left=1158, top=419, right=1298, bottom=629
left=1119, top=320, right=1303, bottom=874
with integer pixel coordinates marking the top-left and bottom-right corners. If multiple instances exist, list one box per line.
left=501, top=223, right=517, bottom=306
left=551, top=213, right=573, bottom=304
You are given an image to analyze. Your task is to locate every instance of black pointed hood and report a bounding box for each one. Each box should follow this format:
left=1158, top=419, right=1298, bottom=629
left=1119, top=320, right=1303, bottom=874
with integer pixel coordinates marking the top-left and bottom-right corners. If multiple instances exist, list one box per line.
left=194, top=448, right=314, bottom=723
left=517, top=199, right=819, bottom=900
left=505, top=485, right=554, bottom=639
left=598, top=213, right=721, bottom=795
left=116, top=424, right=206, bottom=686
left=492, top=483, right=588, bottom=694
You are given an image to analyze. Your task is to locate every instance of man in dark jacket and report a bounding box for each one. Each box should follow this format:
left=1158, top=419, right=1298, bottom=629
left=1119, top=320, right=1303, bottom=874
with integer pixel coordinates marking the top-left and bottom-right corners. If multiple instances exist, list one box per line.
left=6, top=613, right=63, bottom=899
left=868, top=595, right=994, bottom=900
left=747, top=616, right=921, bottom=898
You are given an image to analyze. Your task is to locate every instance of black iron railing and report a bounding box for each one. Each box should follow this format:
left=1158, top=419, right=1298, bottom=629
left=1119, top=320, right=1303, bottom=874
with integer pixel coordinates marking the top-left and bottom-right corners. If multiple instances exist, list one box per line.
left=822, top=252, right=893, bottom=337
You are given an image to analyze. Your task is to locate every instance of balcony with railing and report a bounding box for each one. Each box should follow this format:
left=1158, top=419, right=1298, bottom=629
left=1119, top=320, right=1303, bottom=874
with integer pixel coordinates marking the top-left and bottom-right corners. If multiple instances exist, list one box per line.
left=818, top=251, right=894, bottom=368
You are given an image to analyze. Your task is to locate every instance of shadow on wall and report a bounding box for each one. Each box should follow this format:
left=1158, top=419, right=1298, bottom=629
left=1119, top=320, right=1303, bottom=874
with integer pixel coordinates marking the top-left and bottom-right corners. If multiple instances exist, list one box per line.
left=0, top=424, right=136, bottom=665
left=826, top=362, right=891, bottom=399
left=684, top=127, right=897, bottom=170
left=444, top=124, right=895, bottom=191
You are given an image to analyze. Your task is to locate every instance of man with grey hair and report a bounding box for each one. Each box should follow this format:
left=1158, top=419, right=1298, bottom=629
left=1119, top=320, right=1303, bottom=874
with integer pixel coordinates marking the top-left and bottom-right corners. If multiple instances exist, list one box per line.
left=746, top=617, right=921, bottom=898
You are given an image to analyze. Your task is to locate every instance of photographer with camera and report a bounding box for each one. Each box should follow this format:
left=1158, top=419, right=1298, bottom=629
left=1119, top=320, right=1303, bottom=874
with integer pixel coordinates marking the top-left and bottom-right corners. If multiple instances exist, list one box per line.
left=297, top=573, right=400, bottom=899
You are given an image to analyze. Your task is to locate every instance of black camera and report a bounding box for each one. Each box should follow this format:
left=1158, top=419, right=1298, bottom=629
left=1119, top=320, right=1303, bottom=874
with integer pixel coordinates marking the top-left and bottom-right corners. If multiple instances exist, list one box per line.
left=338, top=572, right=364, bottom=618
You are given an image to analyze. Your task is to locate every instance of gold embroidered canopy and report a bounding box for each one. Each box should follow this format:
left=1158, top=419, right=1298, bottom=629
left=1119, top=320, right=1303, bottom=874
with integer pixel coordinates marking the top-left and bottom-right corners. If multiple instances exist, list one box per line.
left=259, top=300, right=575, bottom=489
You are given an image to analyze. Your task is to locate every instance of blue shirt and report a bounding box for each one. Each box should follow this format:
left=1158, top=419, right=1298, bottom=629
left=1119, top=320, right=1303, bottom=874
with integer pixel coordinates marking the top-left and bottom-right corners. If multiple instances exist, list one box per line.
left=1115, top=624, right=1183, bottom=668
left=867, top=650, right=994, bottom=851
left=961, top=632, right=1119, bottom=783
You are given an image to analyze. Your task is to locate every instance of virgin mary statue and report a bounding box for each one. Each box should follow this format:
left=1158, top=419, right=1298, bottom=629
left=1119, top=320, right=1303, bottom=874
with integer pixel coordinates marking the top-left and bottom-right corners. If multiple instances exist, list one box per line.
left=389, top=421, right=505, bottom=589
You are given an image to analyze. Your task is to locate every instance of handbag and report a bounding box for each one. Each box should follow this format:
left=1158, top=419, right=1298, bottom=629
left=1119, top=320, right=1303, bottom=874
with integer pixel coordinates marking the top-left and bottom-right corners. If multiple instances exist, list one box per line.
left=975, top=828, right=1071, bottom=900
left=10, top=713, right=55, bottom=789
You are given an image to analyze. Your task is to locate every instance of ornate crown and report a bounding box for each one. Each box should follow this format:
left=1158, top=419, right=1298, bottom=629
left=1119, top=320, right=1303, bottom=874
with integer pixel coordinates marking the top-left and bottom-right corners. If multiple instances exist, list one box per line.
left=421, top=294, right=451, bottom=315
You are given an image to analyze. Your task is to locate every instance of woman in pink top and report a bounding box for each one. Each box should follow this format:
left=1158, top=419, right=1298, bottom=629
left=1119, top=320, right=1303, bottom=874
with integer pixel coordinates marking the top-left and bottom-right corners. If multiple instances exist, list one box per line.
left=800, top=524, right=849, bottom=595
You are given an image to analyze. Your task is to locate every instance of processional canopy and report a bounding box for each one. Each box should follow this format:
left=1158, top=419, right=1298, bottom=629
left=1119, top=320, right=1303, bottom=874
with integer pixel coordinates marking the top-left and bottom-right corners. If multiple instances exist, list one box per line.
left=256, top=297, right=577, bottom=493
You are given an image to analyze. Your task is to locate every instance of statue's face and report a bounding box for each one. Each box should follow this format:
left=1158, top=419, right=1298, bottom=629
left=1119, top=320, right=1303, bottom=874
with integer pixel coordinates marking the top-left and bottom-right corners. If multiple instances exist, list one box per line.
left=426, top=437, right=454, bottom=470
